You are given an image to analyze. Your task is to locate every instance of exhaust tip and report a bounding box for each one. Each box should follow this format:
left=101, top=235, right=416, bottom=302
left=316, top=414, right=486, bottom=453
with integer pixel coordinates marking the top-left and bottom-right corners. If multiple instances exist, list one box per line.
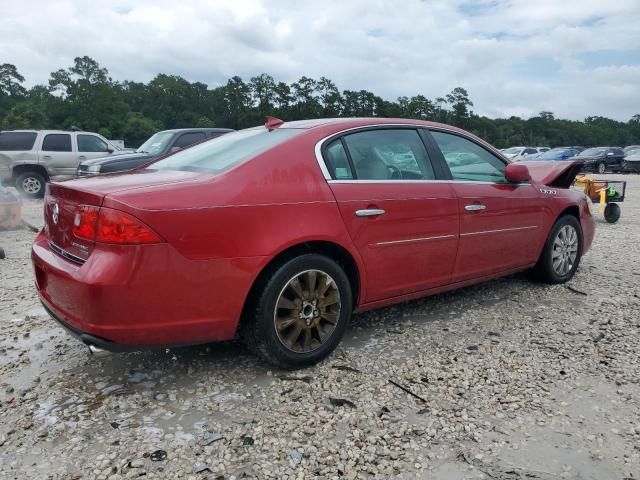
left=87, top=344, right=111, bottom=358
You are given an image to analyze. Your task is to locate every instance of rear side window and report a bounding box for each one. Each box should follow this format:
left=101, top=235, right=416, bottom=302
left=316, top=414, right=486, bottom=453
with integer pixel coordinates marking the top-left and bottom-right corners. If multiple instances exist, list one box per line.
left=431, top=131, right=506, bottom=183
left=151, top=127, right=301, bottom=174
left=342, top=129, right=434, bottom=180
left=173, top=132, right=206, bottom=149
left=42, top=134, right=72, bottom=152
left=0, top=132, right=37, bottom=151
left=77, top=134, right=109, bottom=152
left=324, top=139, right=353, bottom=179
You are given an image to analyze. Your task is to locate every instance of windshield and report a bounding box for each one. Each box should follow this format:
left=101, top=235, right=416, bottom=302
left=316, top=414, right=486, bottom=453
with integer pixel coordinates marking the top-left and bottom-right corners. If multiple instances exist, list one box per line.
left=577, top=147, right=606, bottom=157
left=502, top=147, right=523, bottom=154
left=150, top=127, right=301, bottom=174
left=136, top=132, right=174, bottom=155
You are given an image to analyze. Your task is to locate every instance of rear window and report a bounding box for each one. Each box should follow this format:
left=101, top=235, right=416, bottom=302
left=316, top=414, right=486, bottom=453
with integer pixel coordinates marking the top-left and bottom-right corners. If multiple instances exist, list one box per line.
left=150, top=127, right=301, bottom=174
left=0, top=132, right=37, bottom=151
left=42, top=134, right=72, bottom=152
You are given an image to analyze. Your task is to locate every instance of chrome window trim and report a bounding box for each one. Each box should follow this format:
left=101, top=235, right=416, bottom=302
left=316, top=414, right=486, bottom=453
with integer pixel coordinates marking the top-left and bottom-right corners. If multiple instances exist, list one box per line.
left=313, top=122, right=512, bottom=185
left=328, top=179, right=530, bottom=186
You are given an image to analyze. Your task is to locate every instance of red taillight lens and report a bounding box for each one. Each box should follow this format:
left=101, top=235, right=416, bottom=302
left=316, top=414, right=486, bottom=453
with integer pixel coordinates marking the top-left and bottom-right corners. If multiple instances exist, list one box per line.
left=73, top=205, right=99, bottom=240
left=96, top=208, right=163, bottom=244
left=73, top=206, right=163, bottom=244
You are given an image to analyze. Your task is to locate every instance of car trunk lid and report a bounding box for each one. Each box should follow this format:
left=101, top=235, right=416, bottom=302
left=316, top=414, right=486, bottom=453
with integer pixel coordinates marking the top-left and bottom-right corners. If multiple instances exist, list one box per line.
left=44, top=183, right=105, bottom=263
left=519, top=161, right=582, bottom=188
left=44, top=170, right=207, bottom=262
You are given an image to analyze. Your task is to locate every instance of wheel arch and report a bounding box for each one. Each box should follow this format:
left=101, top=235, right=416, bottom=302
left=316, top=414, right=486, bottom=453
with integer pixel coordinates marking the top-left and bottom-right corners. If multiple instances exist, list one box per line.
left=12, top=164, right=50, bottom=181
left=238, top=240, right=364, bottom=331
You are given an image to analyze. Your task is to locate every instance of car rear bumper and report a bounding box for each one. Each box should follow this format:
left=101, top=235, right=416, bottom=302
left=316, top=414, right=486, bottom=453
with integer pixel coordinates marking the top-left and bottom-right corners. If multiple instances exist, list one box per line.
left=32, top=230, right=266, bottom=349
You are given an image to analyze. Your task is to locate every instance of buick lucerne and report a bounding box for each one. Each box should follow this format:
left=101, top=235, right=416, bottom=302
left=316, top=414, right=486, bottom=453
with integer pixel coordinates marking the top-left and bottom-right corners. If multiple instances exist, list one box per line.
left=32, top=117, right=595, bottom=368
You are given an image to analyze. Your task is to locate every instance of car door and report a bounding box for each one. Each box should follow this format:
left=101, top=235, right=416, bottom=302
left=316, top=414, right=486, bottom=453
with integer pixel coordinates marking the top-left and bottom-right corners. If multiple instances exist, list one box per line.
left=77, top=133, right=114, bottom=162
left=323, top=127, right=459, bottom=302
left=428, top=129, right=545, bottom=282
left=38, top=133, right=76, bottom=177
left=607, top=148, right=624, bottom=170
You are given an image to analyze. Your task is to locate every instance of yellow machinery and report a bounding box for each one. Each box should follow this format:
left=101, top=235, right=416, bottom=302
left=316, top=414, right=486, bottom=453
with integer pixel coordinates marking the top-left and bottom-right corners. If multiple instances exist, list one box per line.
left=574, top=175, right=625, bottom=223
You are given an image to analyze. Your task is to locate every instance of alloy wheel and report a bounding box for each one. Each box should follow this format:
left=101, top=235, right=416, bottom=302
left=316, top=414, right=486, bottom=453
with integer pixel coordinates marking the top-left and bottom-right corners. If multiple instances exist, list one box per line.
left=22, top=176, right=42, bottom=194
left=598, top=163, right=606, bottom=174
left=551, top=225, right=579, bottom=276
left=273, top=269, right=341, bottom=353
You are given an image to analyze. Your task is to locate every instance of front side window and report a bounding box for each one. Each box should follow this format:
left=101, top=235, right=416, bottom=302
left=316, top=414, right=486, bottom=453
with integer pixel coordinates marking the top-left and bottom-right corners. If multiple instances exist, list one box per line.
left=42, top=134, right=72, bottom=152
left=0, top=132, right=38, bottom=151
left=173, top=132, right=206, bottom=149
left=341, top=129, right=434, bottom=180
left=431, top=131, right=506, bottom=183
left=151, top=127, right=301, bottom=174
left=77, top=134, right=109, bottom=153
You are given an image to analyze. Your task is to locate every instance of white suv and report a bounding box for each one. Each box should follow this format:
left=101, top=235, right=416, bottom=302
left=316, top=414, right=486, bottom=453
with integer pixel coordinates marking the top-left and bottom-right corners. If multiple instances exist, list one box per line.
left=0, top=130, right=122, bottom=198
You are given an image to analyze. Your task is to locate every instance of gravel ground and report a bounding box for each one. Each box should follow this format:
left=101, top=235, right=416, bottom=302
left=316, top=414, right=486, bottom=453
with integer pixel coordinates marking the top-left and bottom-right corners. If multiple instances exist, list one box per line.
left=1, top=176, right=639, bottom=480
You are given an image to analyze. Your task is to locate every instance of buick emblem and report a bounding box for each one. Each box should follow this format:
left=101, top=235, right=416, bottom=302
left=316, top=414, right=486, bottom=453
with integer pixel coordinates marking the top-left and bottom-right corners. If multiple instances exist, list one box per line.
left=52, top=203, right=59, bottom=225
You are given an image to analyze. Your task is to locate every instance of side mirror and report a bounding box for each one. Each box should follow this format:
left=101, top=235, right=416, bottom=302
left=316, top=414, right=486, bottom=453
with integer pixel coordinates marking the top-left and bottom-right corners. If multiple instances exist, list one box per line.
left=505, top=163, right=530, bottom=183
left=606, top=152, right=614, bottom=157
left=106, top=147, right=114, bottom=154
left=170, top=146, right=182, bottom=153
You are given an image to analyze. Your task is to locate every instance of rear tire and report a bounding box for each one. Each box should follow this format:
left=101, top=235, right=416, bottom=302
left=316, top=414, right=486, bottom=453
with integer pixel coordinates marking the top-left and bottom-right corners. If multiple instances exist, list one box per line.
left=604, top=203, right=620, bottom=223
left=597, top=162, right=606, bottom=174
left=15, top=171, right=46, bottom=199
left=532, top=215, right=583, bottom=284
left=242, top=254, right=352, bottom=369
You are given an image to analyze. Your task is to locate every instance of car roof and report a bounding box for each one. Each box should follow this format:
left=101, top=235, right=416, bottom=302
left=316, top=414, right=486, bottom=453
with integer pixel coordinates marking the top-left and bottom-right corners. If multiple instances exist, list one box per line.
left=159, top=128, right=234, bottom=134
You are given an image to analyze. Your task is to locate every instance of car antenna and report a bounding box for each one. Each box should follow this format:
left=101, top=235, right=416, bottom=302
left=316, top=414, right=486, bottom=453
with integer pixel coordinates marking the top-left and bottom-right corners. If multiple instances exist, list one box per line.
left=265, top=116, right=284, bottom=131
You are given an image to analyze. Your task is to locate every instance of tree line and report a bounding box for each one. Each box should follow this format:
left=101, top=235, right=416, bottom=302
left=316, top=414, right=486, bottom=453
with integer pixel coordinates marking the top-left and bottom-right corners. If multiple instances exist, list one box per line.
left=1, top=56, right=639, bottom=148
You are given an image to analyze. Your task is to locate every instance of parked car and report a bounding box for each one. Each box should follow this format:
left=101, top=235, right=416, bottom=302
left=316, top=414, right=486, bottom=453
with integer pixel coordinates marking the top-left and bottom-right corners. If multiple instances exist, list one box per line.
left=623, top=145, right=640, bottom=154
left=33, top=117, right=595, bottom=368
left=574, top=147, right=625, bottom=174
left=0, top=129, right=123, bottom=198
left=623, top=150, right=640, bottom=173
left=77, top=128, right=233, bottom=176
left=501, top=146, right=542, bottom=161
left=533, top=148, right=580, bottom=161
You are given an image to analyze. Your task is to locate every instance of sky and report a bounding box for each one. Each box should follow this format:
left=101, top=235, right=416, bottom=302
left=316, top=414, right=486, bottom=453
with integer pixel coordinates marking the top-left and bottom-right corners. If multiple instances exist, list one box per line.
left=1, top=0, right=639, bottom=121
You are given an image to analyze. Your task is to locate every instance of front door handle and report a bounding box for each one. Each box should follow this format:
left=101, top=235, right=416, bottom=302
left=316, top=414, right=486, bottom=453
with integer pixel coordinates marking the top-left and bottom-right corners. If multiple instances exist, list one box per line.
left=464, top=204, right=486, bottom=212
left=355, top=209, right=385, bottom=217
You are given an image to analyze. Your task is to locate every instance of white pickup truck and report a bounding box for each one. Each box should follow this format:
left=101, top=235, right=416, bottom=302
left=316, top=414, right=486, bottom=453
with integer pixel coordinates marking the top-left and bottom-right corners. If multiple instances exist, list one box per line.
left=0, top=130, right=122, bottom=198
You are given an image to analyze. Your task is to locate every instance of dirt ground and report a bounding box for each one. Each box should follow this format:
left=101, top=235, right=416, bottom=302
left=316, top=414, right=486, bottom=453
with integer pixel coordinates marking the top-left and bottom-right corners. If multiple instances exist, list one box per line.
left=0, top=176, right=639, bottom=480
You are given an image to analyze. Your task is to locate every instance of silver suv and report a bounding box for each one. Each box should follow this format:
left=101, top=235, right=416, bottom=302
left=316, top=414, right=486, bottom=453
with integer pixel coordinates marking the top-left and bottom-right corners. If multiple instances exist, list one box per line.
left=0, top=130, right=122, bottom=198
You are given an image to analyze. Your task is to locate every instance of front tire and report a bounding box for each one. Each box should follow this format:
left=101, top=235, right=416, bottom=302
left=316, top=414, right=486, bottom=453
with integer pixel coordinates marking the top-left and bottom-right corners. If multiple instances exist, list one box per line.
left=597, top=162, right=606, bottom=174
left=243, top=254, right=353, bottom=369
left=533, top=215, right=583, bottom=284
left=15, top=171, right=46, bottom=198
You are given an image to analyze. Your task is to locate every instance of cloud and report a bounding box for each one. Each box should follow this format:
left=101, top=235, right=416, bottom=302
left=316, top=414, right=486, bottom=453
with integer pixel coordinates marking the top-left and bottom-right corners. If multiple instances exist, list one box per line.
left=0, top=0, right=639, bottom=120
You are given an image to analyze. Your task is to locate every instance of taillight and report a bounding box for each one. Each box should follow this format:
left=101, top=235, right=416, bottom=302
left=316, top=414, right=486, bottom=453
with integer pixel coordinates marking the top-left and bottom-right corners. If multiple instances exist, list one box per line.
left=73, top=205, right=99, bottom=240
left=73, top=205, right=163, bottom=244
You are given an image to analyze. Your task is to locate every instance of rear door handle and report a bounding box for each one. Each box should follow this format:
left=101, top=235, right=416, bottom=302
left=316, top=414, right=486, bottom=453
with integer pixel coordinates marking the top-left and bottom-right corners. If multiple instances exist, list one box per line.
left=355, top=209, right=385, bottom=217
left=464, top=204, right=486, bottom=212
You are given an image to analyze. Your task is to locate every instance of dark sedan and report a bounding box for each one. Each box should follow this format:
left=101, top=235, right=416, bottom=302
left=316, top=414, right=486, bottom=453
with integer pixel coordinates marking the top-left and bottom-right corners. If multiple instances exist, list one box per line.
left=77, top=128, right=233, bottom=176
left=574, top=147, right=625, bottom=174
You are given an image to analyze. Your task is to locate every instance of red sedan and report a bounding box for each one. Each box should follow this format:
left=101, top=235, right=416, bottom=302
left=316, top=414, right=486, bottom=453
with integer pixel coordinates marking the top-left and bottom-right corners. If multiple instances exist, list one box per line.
left=32, top=118, right=595, bottom=368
